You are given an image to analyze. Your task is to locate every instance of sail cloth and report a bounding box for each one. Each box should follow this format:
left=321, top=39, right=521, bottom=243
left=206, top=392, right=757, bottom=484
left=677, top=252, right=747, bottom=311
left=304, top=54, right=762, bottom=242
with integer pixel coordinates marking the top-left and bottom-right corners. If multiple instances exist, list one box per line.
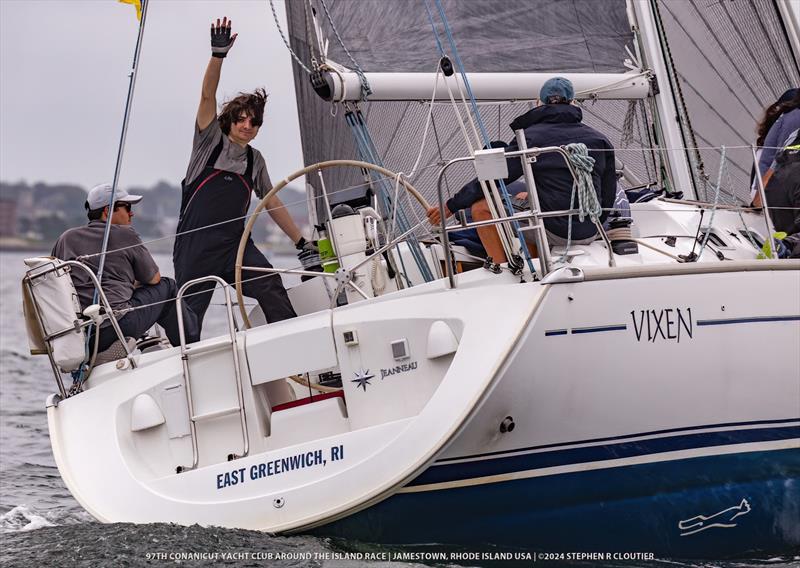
left=658, top=0, right=800, bottom=203
left=286, top=0, right=798, bottom=213
left=310, top=0, right=633, bottom=74
left=286, top=0, right=643, bottom=218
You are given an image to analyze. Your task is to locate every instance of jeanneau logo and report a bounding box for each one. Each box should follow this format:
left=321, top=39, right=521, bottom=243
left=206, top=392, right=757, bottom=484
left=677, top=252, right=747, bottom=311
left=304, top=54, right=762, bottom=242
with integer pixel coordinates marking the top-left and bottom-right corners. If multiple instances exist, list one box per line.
left=351, top=368, right=375, bottom=391
left=380, top=361, right=418, bottom=379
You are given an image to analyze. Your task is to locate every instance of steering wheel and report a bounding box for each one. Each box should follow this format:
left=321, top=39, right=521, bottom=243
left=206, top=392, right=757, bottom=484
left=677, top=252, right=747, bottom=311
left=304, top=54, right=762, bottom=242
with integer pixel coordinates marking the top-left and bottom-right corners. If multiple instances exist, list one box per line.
left=234, top=160, right=430, bottom=329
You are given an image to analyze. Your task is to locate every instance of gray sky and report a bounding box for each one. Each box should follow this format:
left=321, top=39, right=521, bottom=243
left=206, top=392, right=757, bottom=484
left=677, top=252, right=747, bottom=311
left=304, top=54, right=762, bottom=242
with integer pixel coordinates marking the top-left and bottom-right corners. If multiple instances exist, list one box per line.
left=0, top=0, right=303, bottom=190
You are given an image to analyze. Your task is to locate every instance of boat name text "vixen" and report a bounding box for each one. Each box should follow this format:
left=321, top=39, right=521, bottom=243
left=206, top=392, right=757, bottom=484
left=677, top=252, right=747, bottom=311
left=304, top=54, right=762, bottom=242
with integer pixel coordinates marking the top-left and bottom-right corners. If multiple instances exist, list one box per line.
left=631, top=308, right=693, bottom=343
left=216, top=444, right=344, bottom=490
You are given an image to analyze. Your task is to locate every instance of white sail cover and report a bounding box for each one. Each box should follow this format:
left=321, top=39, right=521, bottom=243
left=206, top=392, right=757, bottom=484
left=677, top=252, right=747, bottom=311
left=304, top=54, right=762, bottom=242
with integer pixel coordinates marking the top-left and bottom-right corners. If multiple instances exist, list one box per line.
left=24, top=257, right=86, bottom=372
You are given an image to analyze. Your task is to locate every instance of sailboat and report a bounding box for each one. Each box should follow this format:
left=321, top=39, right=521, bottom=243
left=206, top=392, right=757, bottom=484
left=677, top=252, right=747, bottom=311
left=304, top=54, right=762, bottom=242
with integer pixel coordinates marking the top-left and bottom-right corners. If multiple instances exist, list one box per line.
left=21, top=0, right=799, bottom=556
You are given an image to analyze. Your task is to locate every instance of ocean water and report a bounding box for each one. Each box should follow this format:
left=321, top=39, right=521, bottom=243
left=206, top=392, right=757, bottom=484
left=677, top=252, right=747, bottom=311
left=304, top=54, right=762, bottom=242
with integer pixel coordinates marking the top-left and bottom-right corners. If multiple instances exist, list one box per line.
left=1, top=251, right=798, bottom=567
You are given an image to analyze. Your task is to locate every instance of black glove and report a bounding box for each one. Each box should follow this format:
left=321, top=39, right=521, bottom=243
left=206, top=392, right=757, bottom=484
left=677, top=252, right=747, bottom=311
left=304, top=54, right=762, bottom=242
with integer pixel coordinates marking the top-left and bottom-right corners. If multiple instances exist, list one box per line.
left=296, top=237, right=321, bottom=270
left=211, top=19, right=236, bottom=58
left=775, top=238, right=790, bottom=259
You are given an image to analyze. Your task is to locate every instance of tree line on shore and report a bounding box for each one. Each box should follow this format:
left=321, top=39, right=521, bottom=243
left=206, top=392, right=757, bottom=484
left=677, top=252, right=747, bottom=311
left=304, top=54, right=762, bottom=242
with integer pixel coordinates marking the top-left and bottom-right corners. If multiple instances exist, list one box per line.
left=0, top=181, right=307, bottom=245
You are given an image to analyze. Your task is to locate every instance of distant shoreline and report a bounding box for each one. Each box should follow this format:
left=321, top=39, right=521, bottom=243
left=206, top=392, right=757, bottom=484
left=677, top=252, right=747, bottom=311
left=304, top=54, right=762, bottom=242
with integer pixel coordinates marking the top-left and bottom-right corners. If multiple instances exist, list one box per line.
left=0, top=239, right=295, bottom=256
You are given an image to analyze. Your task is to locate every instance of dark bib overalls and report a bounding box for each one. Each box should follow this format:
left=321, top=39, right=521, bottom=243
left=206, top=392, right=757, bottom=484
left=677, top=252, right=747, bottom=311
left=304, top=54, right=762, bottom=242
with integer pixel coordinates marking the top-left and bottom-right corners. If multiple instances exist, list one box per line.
left=173, top=138, right=296, bottom=327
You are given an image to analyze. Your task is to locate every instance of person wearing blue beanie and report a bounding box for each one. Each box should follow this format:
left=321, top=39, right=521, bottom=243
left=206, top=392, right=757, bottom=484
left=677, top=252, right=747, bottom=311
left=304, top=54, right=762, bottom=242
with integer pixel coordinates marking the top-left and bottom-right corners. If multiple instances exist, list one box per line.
left=539, top=77, right=575, bottom=104
left=427, top=76, right=617, bottom=259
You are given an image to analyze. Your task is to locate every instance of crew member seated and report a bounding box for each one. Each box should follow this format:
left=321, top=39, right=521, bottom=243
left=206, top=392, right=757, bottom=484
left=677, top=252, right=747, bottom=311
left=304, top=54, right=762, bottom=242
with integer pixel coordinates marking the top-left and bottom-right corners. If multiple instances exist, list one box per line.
left=52, top=183, right=199, bottom=357
left=426, top=77, right=617, bottom=262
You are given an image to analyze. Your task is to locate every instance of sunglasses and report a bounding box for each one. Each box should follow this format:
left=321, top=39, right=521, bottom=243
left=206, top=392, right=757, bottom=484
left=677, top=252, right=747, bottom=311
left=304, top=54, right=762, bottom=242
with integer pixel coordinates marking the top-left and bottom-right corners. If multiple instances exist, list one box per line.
left=114, top=202, right=132, bottom=212
left=235, top=115, right=262, bottom=127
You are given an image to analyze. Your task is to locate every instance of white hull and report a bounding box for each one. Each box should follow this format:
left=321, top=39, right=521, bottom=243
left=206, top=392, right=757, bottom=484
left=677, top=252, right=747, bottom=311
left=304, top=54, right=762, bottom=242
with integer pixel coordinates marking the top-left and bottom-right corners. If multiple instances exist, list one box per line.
left=43, top=202, right=800, bottom=554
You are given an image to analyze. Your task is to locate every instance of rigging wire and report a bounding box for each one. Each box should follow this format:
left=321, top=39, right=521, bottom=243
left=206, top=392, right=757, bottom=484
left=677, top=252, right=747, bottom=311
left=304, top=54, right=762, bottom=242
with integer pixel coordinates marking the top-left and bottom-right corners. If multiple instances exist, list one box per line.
left=432, top=0, right=533, bottom=274
left=74, top=0, right=150, bottom=389
left=302, top=0, right=320, bottom=71
left=345, top=109, right=434, bottom=282
left=651, top=0, right=709, bottom=198
left=317, top=0, right=372, bottom=99
left=695, top=146, right=726, bottom=260
left=269, top=0, right=312, bottom=74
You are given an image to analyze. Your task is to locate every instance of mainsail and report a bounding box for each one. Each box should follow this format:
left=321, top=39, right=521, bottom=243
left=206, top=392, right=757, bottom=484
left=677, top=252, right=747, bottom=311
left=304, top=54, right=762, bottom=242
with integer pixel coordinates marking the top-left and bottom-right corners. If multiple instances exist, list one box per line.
left=284, top=0, right=799, bottom=215
left=284, top=0, right=650, bottom=214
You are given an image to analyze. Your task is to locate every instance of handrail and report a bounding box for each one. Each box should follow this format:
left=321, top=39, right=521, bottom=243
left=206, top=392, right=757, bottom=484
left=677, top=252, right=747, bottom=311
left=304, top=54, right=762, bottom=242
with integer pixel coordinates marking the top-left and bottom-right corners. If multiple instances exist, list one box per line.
left=175, top=276, right=249, bottom=472
left=435, top=144, right=617, bottom=288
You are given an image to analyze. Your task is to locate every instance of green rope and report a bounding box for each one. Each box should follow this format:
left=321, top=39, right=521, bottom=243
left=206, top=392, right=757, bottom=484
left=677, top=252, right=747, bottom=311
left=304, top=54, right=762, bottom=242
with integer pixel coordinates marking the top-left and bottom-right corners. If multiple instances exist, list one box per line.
left=557, top=143, right=599, bottom=262
left=567, top=143, right=601, bottom=223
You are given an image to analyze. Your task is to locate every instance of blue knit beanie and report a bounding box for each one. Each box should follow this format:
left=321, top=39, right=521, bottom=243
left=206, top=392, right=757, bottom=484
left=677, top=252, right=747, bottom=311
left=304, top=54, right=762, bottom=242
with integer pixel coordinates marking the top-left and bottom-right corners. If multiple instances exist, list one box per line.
left=540, top=77, right=575, bottom=103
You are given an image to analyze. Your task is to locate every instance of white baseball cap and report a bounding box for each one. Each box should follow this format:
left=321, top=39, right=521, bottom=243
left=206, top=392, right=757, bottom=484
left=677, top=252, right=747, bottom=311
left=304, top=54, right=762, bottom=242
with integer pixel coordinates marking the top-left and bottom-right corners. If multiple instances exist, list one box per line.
left=86, top=183, right=143, bottom=210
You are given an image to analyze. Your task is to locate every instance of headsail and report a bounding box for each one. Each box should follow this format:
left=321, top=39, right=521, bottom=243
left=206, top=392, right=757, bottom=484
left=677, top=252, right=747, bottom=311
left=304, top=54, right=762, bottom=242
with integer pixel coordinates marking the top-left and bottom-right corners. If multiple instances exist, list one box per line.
left=649, top=0, right=799, bottom=203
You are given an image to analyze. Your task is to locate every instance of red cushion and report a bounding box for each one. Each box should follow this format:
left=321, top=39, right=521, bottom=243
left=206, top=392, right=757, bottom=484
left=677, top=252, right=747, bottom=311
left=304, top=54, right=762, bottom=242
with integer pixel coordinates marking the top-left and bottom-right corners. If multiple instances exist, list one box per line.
left=271, top=389, right=345, bottom=413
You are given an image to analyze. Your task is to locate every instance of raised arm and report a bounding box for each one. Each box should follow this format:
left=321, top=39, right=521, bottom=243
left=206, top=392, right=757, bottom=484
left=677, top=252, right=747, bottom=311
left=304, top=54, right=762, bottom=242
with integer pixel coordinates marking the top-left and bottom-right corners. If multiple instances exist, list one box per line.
left=197, top=17, right=237, bottom=130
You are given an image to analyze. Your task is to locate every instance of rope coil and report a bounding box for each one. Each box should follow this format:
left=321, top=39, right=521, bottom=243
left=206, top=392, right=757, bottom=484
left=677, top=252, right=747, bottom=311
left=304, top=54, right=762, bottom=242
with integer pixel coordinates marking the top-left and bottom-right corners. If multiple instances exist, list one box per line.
left=566, top=143, right=601, bottom=224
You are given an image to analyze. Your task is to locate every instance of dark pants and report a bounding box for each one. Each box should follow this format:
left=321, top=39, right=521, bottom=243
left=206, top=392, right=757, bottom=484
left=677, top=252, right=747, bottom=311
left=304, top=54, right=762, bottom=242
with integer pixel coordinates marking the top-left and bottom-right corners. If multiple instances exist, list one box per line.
left=178, top=242, right=297, bottom=330
left=98, top=277, right=199, bottom=351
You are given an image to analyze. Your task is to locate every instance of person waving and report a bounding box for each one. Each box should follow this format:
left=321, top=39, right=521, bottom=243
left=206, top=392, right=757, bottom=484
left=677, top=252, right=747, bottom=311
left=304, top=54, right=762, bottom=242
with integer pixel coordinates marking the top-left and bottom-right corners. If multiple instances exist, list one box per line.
left=174, top=17, right=313, bottom=331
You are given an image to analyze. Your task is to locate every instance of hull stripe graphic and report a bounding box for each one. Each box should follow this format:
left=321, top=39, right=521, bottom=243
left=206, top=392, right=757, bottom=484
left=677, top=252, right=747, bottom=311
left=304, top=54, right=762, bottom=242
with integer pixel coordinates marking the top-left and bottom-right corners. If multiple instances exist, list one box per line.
left=413, top=424, right=800, bottom=487
left=696, top=315, right=800, bottom=326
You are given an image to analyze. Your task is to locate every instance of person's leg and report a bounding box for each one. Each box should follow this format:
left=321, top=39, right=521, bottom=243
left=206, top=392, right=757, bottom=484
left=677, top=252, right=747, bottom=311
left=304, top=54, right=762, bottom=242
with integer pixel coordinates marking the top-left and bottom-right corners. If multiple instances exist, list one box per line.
left=471, top=198, right=508, bottom=263
left=238, top=241, right=296, bottom=323
left=545, top=229, right=597, bottom=247
left=96, top=280, right=176, bottom=350
left=471, top=194, right=538, bottom=263
left=178, top=279, right=215, bottom=334
left=150, top=277, right=200, bottom=345
left=174, top=246, right=218, bottom=335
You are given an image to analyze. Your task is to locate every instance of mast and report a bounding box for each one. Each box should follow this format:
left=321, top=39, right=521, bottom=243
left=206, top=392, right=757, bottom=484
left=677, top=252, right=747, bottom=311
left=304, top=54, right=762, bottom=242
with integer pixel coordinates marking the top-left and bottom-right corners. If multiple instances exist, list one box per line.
left=777, top=0, right=800, bottom=66
left=627, top=0, right=697, bottom=200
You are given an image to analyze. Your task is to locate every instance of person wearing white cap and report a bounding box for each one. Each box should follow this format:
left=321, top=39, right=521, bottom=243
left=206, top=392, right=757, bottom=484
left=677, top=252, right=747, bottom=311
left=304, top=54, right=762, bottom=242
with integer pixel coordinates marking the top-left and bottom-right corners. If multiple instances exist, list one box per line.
left=52, top=183, right=199, bottom=356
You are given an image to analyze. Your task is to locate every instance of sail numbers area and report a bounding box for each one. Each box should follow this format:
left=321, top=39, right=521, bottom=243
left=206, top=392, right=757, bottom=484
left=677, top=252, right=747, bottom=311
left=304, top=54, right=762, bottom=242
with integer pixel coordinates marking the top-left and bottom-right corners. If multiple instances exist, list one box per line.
left=216, top=445, right=344, bottom=490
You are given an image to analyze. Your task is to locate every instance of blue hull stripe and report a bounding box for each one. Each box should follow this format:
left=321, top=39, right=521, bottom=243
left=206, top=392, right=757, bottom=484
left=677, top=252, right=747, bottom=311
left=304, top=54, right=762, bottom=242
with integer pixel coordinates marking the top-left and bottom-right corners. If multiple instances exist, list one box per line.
left=571, top=324, right=627, bottom=334
left=435, top=418, right=800, bottom=463
left=547, top=315, right=799, bottom=337
left=314, top=449, right=800, bottom=555
left=697, top=315, right=800, bottom=326
left=544, top=329, right=567, bottom=336
left=411, top=424, right=799, bottom=486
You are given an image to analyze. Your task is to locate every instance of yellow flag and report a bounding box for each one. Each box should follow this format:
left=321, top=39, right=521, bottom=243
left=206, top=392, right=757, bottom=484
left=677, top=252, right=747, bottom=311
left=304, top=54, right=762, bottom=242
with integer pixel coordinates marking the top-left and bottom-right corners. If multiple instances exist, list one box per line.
left=118, top=0, right=142, bottom=21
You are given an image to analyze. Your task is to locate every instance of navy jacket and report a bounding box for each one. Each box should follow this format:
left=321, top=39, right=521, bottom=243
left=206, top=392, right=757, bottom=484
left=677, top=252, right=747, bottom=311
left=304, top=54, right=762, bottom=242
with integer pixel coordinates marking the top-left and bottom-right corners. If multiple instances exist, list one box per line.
left=447, top=104, right=617, bottom=240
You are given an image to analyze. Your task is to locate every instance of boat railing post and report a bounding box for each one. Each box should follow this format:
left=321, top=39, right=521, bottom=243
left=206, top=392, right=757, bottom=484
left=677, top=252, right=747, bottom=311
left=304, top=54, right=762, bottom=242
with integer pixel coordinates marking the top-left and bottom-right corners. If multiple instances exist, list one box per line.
left=513, top=131, right=553, bottom=275
left=750, top=145, right=777, bottom=258
left=436, top=157, right=474, bottom=289
left=176, top=276, right=249, bottom=472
